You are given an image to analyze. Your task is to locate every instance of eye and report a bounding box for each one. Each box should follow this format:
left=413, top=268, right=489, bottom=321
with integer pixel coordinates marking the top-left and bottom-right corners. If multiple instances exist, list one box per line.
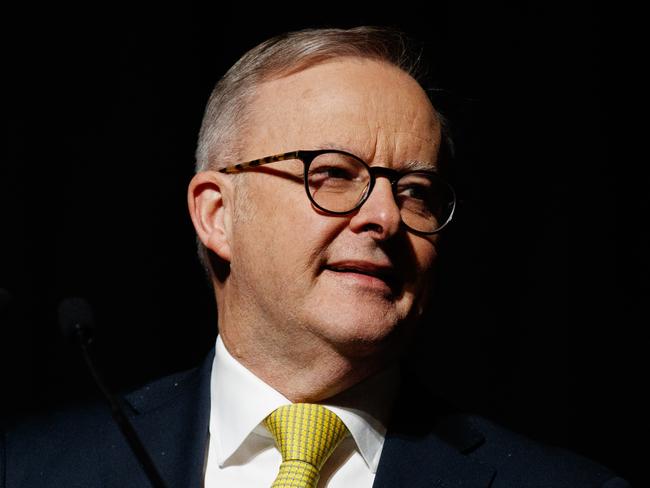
left=401, top=184, right=430, bottom=200
left=309, top=155, right=364, bottom=183
left=396, top=176, right=433, bottom=201
left=311, top=165, right=355, bottom=180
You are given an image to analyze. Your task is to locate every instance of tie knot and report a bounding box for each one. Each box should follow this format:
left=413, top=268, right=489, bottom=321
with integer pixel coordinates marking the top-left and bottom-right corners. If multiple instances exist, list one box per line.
left=264, top=403, right=348, bottom=470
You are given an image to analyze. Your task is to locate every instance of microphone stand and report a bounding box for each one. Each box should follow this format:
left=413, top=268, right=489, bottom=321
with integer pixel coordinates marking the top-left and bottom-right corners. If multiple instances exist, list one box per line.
left=64, top=304, right=168, bottom=488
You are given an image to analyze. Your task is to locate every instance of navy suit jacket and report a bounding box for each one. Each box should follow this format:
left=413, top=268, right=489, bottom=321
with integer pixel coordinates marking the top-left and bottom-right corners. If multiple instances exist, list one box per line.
left=1, top=349, right=629, bottom=487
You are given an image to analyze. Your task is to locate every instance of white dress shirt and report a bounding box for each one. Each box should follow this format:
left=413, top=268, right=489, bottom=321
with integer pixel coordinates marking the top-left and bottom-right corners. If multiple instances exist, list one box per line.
left=203, top=335, right=399, bottom=487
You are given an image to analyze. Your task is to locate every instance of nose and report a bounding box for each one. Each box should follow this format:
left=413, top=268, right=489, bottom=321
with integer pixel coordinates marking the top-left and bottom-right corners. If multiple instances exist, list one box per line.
left=348, top=177, right=401, bottom=239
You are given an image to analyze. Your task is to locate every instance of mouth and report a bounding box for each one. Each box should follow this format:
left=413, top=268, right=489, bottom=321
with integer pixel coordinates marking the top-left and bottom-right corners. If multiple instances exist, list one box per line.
left=323, top=262, right=401, bottom=294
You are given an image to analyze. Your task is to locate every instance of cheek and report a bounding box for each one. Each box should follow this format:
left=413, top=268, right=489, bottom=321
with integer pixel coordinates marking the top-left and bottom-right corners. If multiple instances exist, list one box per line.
left=256, top=181, right=346, bottom=259
left=235, top=182, right=330, bottom=278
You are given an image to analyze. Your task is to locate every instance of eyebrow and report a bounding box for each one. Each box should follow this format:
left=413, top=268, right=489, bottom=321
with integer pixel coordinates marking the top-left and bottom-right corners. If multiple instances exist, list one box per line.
left=400, top=159, right=438, bottom=172
left=314, top=143, right=438, bottom=172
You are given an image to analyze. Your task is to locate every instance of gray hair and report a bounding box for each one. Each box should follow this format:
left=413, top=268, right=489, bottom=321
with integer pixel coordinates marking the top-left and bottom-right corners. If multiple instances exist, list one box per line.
left=194, top=26, right=442, bottom=280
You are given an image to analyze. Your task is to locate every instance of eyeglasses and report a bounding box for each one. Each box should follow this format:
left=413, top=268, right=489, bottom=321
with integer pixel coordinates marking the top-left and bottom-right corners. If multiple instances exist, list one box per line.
left=219, top=149, right=456, bottom=234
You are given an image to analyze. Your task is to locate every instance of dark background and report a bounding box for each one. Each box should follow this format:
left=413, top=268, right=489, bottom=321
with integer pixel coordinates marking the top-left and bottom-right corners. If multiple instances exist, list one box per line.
left=1, top=2, right=643, bottom=485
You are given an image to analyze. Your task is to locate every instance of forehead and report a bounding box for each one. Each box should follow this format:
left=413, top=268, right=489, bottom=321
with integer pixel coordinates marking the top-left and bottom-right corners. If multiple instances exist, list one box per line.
left=244, top=57, right=441, bottom=168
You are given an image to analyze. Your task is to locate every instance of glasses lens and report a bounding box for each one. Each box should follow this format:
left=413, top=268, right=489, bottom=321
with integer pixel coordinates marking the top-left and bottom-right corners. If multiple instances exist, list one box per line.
left=307, top=152, right=370, bottom=212
left=395, top=172, right=455, bottom=233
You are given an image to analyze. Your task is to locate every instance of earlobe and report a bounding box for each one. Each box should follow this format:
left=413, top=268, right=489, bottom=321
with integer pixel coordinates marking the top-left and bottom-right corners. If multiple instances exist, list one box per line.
left=187, top=171, right=233, bottom=262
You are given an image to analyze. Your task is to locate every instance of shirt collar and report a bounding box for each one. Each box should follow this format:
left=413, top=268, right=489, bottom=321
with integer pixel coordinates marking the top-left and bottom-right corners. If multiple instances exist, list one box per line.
left=210, top=335, right=399, bottom=473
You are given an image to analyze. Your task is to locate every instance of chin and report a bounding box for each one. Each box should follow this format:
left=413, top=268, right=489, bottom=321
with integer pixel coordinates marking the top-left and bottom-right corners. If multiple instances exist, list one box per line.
left=307, top=305, right=412, bottom=359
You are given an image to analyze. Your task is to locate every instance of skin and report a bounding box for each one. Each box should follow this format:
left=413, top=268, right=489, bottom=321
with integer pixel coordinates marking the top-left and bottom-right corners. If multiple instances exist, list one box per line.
left=188, top=57, right=442, bottom=402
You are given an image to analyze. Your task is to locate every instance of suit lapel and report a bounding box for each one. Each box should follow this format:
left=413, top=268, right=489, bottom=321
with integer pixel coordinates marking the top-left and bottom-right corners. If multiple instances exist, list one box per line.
left=373, top=370, right=496, bottom=488
left=122, top=348, right=214, bottom=488
left=117, top=351, right=495, bottom=488
left=373, top=426, right=495, bottom=488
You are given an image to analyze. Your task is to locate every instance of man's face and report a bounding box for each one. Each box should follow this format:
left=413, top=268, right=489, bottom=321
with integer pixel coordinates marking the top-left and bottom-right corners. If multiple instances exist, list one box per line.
left=226, top=57, right=441, bottom=360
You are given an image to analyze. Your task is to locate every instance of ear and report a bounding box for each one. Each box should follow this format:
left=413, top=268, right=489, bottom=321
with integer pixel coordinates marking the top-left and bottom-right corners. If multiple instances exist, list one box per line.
left=187, top=171, right=234, bottom=262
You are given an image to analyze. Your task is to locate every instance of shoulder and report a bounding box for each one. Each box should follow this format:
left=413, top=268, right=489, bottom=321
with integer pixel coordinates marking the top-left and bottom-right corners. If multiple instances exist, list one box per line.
left=383, top=382, right=629, bottom=487
left=461, top=414, right=629, bottom=487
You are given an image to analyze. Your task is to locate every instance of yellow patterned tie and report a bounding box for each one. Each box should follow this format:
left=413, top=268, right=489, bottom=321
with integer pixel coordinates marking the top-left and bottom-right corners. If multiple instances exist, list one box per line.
left=264, top=403, right=349, bottom=488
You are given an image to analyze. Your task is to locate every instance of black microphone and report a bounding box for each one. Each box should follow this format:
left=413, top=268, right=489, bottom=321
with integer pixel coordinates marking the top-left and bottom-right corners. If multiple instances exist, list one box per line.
left=58, top=296, right=94, bottom=345
left=58, top=297, right=168, bottom=488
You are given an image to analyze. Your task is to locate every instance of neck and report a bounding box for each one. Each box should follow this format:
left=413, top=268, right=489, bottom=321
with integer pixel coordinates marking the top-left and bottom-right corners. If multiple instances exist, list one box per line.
left=213, top=280, right=409, bottom=402
left=219, top=326, right=395, bottom=402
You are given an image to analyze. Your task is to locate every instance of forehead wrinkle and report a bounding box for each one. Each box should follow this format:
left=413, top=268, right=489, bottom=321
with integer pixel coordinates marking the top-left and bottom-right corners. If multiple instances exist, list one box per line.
left=310, top=115, right=439, bottom=164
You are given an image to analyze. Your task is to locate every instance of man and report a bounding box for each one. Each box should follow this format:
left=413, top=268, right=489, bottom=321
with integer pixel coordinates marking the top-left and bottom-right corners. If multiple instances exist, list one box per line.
left=1, top=27, right=628, bottom=487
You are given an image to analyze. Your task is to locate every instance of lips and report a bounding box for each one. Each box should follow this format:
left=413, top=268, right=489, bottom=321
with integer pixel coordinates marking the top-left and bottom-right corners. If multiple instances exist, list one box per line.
left=324, top=261, right=400, bottom=291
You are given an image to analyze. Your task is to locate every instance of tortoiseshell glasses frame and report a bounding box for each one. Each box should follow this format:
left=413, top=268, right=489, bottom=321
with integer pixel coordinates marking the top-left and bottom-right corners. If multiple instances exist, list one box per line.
left=218, top=149, right=456, bottom=234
